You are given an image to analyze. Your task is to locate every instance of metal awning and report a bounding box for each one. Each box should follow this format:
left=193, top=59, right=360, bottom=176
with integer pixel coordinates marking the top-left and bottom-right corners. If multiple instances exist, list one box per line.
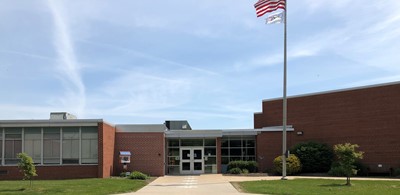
left=119, top=151, right=131, bottom=156
left=165, top=130, right=222, bottom=138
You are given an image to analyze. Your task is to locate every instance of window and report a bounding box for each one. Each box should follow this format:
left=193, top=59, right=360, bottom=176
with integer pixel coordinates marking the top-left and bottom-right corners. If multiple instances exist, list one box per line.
left=43, top=127, right=60, bottom=164
left=62, top=127, right=79, bottom=164
left=81, top=127, right=98, bottom=164
left=0, top=129, right=3, bottom=165
left=221, top=136, right=256, bottom=173
left=24, top=127, right=41, bottom=164
left=4, top=128, right=22, bottom=164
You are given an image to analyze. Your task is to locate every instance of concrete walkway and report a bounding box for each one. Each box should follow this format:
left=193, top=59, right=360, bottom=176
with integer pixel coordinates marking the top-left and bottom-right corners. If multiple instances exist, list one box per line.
left=120, top=174, right=400, bottom=195
left=119, top=174, right=283, bottom=195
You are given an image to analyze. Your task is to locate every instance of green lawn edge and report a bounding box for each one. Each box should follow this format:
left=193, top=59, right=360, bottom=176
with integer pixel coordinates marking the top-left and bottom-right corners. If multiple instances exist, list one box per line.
left=0, top=178, right=152, bottom=195
left=237, top=178, right=400, bottom=195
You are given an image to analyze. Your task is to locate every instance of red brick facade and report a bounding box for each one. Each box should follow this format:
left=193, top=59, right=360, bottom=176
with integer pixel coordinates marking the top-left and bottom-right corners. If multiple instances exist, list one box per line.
left=216, top=137, right=222, bottom=173
left=98, top=122, right=116, bottom=178
left=254, top=83, right=400, bottom=173
left=114, top=132, right=165, bottom=176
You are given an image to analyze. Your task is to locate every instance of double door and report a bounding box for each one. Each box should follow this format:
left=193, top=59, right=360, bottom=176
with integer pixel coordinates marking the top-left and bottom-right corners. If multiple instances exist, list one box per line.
left=180, top=147, right=204, bottom=174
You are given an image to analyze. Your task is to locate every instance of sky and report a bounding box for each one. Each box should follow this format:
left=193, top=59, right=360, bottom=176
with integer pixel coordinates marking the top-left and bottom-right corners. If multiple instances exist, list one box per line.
left=1, top=0, right=400, bottom=129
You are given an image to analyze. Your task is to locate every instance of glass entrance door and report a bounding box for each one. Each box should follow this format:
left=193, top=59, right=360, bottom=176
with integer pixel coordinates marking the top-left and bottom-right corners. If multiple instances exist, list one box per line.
left=180, top=147, right=204, bottom=174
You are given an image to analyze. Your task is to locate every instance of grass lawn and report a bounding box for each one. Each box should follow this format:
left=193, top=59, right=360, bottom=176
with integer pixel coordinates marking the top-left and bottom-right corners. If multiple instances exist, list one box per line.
left=237, top=178, right=400, bottom=195
left=0, top=178, right=149, bottom=195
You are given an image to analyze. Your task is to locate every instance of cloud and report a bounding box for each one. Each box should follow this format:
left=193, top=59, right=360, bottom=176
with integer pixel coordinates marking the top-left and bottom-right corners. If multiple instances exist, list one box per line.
left=0, top=49, right=55, bottom=61
left=79, top=40, right=219, bottom=76
left=86, top=70, right=193, bottom=114
left=47, top=0, right=86, bottom=116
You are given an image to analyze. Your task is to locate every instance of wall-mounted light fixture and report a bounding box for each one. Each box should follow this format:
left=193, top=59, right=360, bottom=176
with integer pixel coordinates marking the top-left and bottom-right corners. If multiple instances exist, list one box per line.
left=296, top=131, right=303, bottom=136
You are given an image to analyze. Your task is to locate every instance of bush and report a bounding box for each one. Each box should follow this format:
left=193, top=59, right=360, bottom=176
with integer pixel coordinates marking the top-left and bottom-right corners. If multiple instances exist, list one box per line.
left=228, top=167, right=243, bottom=174
left=128, top=171, right=148, bottom=180
left=328, top=162, right=347, bottom=176
left=273, top=154, right=302, bottom=175
left=119, top=171, right=127, bottom=177
left=328, top=161, right=363, bottom=177
left=242, top=169, right=249, bottom=174
left=227, top=161, right=258, bottom=173
left=291, top=141, right=334, bottom=173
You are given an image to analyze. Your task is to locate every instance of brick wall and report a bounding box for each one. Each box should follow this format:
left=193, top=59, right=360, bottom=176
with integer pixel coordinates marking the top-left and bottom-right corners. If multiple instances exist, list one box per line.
left=0, top=165, right=98, bottom=180
left=98, top=122, right=116, bottom=178
left=254, top=83, right=400, bottom=172
left=216, top=137, right=222, bottom=173
left=114, top=132, right=165, bottom=176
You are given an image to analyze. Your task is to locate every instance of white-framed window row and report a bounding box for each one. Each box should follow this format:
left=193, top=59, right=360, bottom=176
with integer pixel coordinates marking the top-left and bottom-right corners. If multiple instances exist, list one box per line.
left=0, top=126, right=98, bottom=166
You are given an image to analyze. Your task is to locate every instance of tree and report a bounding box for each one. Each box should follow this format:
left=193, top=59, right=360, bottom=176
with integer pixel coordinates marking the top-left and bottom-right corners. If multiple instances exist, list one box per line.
left=291, top=141, right=334, bottom=173
left=331, top=143, right=364, bottom=186
left=17, top=153, right=38, bottom=186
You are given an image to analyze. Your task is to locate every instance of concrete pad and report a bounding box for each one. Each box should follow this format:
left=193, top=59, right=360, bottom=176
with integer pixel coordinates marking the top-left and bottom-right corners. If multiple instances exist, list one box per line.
left=130, top=175, right=242, bottom=195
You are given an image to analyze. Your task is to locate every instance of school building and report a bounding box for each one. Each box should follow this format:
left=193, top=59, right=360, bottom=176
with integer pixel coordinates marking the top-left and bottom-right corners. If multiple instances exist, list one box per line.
left=0, top=81, right=399, bottom=179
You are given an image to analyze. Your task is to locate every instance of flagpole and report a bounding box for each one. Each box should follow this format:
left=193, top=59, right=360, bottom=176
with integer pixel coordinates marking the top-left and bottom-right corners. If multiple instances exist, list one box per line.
left=281, top=0, right=288, bottom=180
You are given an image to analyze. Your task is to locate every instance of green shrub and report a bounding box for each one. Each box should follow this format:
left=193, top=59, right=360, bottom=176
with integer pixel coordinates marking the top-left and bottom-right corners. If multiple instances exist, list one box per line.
left=229, top=167, right=243, bottom=174
left=227, top=161, right=258, bottom=173
left=273, top=154, right=302, bottom=175
left=329, top=149, right=365, bottom=177
left=128, top=171, right=148, bottom=180
left=328, top=162, right=347, bottom=176
left=291, top=141, right=334, bottom=173
left=119, top=172, right=128, bottom=177
left=242, top=169, right=249, bottom=174
left=246, top=161, right=258, bottom=173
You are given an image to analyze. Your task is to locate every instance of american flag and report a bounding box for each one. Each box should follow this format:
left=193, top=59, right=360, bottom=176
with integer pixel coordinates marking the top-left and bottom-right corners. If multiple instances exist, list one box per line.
left=254, top=0, right=286, bottom=17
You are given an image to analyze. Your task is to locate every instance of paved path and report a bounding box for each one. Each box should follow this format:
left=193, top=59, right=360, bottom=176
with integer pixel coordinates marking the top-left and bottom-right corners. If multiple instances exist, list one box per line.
left=121, top=174, right=286, bottom=195
left=126, top=174, right=243, bottom=195
left=120, top=174, right=400, bottom=195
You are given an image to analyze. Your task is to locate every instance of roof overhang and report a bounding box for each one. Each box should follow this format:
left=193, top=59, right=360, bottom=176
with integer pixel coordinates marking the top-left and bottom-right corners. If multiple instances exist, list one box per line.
left=0, top=119, right=103, bottom=128
left=258, top=125, right=295, bottom=132
left=165, top=130, right=222, bottom=138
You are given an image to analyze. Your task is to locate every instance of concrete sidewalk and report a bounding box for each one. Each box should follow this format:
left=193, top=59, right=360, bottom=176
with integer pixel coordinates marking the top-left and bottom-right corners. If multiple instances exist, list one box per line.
left=120, top=174, right=283, bottom=195
left=119, top=174, right=400, bottom=195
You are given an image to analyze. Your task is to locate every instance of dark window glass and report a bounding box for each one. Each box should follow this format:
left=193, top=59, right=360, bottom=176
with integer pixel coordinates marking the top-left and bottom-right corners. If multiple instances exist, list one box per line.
left=181, top=139, right=203, bottom=146
left=247, top=148, right=255, bottom=155
left=168, top=157, right=180, bottom=165
left=168, top=139, right=179, bottom=147
left=193, top=149, right=202, bottom=160
left=230, top=148, right=242, bottom=156
left=182, top=149, right=190, bottom=160
left=221, top=149, right=229, bottom=156
left=230, top=140, right=241, bottom=147
left=204, top=139, right=216, bottom=146
left=168, top=148, right=180, bottom=156
left=204, top=148, right=216, bottom=156
left=221, top=157, right=229, bottom=164
left=205, top=157, right=216, bottom=165
left=221, top=139, right=229, bottom=147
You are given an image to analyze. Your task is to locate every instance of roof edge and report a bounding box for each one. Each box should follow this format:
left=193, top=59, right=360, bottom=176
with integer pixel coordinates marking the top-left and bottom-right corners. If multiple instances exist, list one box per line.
left=262, top=81, right=400, bottom=102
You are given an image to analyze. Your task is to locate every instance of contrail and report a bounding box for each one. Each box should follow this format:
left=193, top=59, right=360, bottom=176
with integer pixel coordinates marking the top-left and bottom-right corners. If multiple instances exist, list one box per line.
left=47, top=0, right=86, bottom=116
